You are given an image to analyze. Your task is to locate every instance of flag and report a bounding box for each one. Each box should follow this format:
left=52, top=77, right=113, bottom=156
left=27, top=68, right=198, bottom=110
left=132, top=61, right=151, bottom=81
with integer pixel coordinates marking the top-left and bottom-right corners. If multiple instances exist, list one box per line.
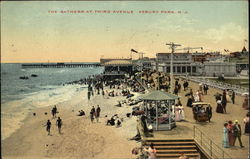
left=131, top=49, right=138, bottom=53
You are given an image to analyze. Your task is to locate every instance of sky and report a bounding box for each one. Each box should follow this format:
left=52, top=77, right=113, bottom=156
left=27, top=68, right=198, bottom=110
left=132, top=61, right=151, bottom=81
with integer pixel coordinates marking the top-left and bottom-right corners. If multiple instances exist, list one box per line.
left=1, top=1, right=249, bottom=63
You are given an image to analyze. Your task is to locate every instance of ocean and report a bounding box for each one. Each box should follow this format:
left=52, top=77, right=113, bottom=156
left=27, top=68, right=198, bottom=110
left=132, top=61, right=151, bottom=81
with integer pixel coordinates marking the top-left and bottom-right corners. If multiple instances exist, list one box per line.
left=1, top=63, right=104, bottom=140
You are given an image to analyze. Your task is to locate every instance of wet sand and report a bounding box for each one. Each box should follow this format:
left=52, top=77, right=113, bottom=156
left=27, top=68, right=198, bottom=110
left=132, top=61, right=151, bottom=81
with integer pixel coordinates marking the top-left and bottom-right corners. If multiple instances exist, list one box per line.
left=2, top=87, right=140, bottom=159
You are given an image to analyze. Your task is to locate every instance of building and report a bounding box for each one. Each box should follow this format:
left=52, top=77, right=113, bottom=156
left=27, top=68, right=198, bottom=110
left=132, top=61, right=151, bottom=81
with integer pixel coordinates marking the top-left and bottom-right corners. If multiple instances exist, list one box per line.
left=192, top=52, right=221, bottom=63
left=230, top=47, right=249, bottom=58
left=192, top=52, right=207, bottom=63
left=134, top=57, right=155, bottom=71
left=229, top=47, right=249, bottom=71
left=153, top=52, right=238, bottom=77
left=154, top=53, right=202, bottom=75
left=100, top=58, right=134, bottom=79
left=203, top=62, right=237, bottom=77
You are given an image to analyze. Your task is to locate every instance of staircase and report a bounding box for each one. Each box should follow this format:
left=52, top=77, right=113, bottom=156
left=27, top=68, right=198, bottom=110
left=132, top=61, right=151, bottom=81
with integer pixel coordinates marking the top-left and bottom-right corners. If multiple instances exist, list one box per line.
left=143, top=138, right=200, bottom=159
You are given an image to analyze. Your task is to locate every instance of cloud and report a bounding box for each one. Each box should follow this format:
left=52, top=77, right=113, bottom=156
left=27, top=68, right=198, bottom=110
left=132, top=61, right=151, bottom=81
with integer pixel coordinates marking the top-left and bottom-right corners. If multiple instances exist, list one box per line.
left=148, top=14, right=198, bottom=33
left=203, top=22, right=247, bottom=43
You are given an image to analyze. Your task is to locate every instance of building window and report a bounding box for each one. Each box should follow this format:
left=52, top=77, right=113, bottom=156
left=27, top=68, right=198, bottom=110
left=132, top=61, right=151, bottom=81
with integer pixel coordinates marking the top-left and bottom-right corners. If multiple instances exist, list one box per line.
left=192, top=66, right=196, bottom=73
left=173, top=66, right=176, bottom=72
left=187, top=66, right=191, bottom=72
left=167, top=66, right=170, bottom=73
left=177, top=66, right=181, bottom=73
left=182, top=66, right=186, bottom=73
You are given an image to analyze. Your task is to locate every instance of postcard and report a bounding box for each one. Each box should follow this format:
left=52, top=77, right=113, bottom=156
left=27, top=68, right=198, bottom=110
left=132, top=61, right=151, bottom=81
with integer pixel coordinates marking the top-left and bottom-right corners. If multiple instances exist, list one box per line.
left=1, top=1, right=249, bottom=159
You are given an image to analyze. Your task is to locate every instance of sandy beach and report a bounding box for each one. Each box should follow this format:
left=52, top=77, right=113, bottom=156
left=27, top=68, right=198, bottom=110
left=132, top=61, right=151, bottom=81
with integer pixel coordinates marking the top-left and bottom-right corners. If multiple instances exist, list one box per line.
left=2, top=78, right=249, bottom=159
left=2, top=87, right=140, bottom=159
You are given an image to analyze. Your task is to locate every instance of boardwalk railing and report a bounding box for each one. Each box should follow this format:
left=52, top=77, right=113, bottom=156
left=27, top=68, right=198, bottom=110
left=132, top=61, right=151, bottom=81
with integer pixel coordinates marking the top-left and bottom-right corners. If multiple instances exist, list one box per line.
left=181, top=76, right=249, bottom=95
left=134, top=76, right=147, bottom=91
left=193, top=126, right=232, bottom=159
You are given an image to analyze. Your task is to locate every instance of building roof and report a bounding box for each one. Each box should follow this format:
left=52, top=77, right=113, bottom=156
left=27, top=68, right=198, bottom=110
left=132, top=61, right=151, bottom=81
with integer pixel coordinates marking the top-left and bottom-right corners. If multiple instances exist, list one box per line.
left=242, top=46, right=247, bottom=52
left=156, top=53, right=190, bottom=56
left=102, top=59, right=133, bottom=66
left=140, top=90, right=179, bottom=101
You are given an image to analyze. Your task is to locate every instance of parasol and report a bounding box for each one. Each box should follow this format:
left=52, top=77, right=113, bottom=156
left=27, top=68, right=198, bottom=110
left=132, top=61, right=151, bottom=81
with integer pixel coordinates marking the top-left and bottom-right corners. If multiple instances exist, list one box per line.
left=242, top=92, right=249, bottom=96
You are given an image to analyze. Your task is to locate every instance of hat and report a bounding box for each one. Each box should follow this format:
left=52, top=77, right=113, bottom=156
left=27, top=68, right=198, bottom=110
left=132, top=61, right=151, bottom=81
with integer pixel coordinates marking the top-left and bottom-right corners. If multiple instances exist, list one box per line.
left=234, top=120, right=238, bottom=123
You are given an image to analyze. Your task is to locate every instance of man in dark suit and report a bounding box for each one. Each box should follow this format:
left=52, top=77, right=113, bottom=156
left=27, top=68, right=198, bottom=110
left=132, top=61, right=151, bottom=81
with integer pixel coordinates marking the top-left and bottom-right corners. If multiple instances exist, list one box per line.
left=203, top=84, right=209, bottom=95
left=192, top=105, right=199, bottom=113
left=231, top=90, right=235, bottom=104
left=233, top=120, right=244, bottom=148
left=192, top=105, right=199, bottom=121
left=206, top=104, right=212, bottom=122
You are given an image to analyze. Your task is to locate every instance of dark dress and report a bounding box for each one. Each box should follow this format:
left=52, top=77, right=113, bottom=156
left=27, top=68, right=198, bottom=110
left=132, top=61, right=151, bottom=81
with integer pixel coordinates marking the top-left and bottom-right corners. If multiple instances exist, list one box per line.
left=187, top=98, right=193, bottom=107
left=242, top=97, right=249, bottom=109
left=216, top=103, right=224, bottom=113
left=244, top=117, right=250, bottom=134
left=96, top=107, right=101, bottom=117
left=222, top=95, right=227, bottom=108
left=245, top=122, right=250, bottom=134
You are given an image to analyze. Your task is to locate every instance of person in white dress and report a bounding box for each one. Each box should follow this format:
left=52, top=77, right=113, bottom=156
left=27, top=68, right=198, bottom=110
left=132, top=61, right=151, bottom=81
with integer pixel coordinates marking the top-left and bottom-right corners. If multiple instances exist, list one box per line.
left=194, top=90, right=200, bottom=102
left=179, top=106, right=185, bottom=121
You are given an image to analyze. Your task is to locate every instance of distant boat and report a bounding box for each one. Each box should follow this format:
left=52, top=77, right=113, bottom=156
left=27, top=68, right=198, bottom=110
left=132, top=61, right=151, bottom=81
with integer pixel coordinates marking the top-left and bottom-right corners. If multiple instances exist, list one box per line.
left=19, top=76, right=29, bottom=80
left=31, top=74, right=38, bottom=77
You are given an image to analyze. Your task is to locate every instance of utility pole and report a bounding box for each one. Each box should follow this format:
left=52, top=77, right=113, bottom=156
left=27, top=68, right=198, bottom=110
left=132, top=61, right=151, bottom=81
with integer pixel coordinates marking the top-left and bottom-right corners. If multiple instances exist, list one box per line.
left=166, top=42, right=181, bottom=93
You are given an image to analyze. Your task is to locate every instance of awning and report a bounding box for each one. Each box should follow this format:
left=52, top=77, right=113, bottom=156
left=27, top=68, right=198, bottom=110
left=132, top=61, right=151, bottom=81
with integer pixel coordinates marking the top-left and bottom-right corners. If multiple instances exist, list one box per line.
left=103, top=60, right=133, bottom=66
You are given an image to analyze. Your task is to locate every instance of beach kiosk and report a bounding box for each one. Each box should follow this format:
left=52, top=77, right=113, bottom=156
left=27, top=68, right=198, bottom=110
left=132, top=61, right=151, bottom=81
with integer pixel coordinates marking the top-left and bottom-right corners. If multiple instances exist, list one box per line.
left=100, top=58, right=134, bottom=80
left=140, top=90, right=179, bottom=131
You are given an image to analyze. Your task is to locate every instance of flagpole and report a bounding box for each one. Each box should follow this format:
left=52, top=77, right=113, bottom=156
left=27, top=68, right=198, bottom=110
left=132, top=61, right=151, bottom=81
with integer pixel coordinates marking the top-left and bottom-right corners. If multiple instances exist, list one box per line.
left=244, top=39, right=247, bottom=47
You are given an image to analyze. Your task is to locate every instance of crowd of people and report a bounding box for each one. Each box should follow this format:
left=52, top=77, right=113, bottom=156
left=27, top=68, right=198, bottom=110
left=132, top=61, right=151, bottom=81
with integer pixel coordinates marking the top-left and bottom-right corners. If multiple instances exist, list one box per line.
left=223, top=119, right=245, bottom=148
left=215, top=89, right=248, bottom=114
left=42, top=68, right=248, bottom=159
left=105, top=114, right=123, bottom=127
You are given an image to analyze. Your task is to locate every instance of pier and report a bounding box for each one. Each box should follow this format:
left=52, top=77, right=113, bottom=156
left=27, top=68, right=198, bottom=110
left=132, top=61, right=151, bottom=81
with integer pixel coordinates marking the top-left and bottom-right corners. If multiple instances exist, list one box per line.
left=21, top=63, right=101, bottom=68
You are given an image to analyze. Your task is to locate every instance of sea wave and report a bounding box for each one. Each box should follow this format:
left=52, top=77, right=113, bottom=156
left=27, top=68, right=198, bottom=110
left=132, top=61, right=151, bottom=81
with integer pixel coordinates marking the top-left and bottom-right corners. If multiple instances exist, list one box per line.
left=1, top=84, right=87, bottom=140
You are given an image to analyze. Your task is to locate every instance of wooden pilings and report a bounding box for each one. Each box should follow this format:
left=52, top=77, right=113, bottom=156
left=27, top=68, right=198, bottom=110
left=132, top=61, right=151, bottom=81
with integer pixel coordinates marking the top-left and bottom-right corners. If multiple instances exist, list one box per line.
left=21, top=63, right=101, bottom=68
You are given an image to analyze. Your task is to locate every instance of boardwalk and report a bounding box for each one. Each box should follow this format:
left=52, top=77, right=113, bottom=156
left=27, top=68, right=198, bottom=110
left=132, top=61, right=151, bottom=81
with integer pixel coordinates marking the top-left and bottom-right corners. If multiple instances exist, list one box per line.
left=149, top=78, right=249, bottom=159
left=184, top=76, right=249, bottom=95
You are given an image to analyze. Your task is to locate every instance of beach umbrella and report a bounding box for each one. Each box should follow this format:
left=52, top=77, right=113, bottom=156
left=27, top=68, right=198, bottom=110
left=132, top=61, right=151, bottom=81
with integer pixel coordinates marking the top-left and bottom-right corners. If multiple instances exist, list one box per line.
left=185, top=92, right=191, bottom=96
left=242, top=92, right=249, bottom=96
left=214, top=92, right=222, bottom=97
